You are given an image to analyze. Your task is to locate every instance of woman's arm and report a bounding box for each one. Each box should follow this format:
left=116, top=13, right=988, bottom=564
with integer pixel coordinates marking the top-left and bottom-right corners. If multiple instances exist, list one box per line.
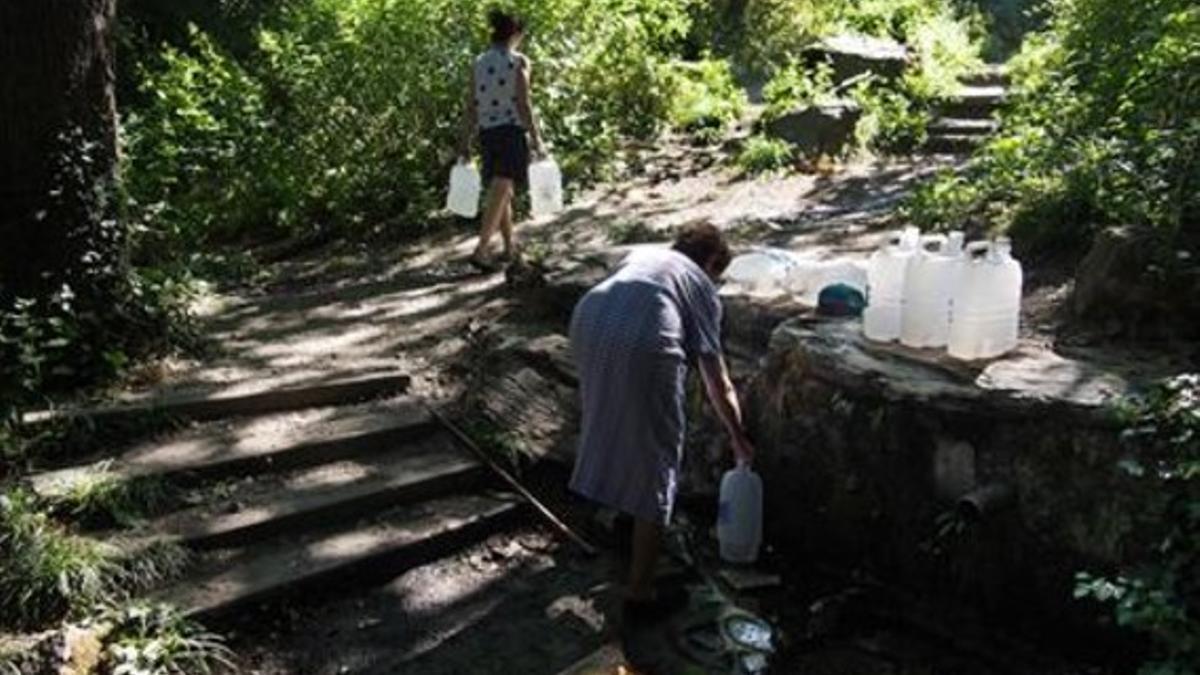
left=514, top=55, right=546, bottom=155
left=698, top=354, right=755, bottom=465
left=457, top=70, right=478, bottom=159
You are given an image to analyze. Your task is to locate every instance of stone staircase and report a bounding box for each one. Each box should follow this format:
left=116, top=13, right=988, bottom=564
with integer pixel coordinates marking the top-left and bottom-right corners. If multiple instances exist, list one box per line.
left=29, top=374, right=527, bottom=621
left=925, top=65, right=1009, bottom=155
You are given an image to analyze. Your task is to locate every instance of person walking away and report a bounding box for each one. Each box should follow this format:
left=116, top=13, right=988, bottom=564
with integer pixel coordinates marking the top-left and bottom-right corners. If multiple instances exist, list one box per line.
left=568, top=222, right=755, bottom=619
left=457, top=10, right=547, bottom=271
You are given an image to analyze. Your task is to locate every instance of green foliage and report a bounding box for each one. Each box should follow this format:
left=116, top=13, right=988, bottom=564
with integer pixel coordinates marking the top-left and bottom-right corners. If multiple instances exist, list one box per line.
left=735, top=0, right=835, bottom=77
left=734, top=0, right=981, bottom=80
left=906, top=0, right=1200, bottom=262
left=0, top=489, right=120, bottom=629
left=665, top=58, right=747, bottom=136
left=123, top=26, right=279, bottom=251
left=762, top=61, right=837, bottom=122
left=853, top=79, right=931, bottom=154
left=52, top=463, right=176, bottom=530
left=1076, top=374, right=1200, bottom=674
left=119, top=0, right=699, bottom=251
left=0, top=489, right=187, bottom=630
left=100, top=603, right=234, bottom=675
left=607, top=219, right=665, bottom=245
left=736, top=136, right=795, bottom=175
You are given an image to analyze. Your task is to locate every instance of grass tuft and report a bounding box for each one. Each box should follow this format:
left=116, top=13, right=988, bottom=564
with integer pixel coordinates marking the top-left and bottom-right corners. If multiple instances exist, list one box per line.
left=736, top=136, right=795, bottom=176
left=52, top=461, right=176, bottom=529
left=100, top=603, right=235, bottom=675
left=0, top=488, right=189, bottom=630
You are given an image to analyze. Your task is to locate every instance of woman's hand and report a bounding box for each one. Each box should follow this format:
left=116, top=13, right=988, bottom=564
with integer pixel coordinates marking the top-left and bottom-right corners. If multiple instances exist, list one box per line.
left=732, top=429, right=755, bottom=466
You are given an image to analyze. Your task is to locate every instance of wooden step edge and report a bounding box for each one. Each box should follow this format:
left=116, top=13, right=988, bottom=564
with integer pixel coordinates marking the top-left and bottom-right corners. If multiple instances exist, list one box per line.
left=30, top=411, right=438, bottom=500
left=170, top=496, right=525, bottom=620
left=22, top=372, right=412, bottom=429
left=175, top=460, right=488, bottom=550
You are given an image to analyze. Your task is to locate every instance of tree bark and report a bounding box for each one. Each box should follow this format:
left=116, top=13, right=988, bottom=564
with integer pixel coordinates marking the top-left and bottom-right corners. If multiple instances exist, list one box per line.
left=0, top=0, right=122, bottom=299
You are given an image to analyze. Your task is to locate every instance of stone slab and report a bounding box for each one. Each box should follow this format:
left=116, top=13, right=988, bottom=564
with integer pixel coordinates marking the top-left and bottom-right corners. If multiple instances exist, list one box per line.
left=936, top=86, right=1007, bottom=120
left=769, top=318, right=1133, bottom=422
left=556, top=643, right=627, bottom=675
left=31, top=398, right=435, bottom=498
left=165, top=492, right=523, bottom=618
left=153, top=433, right=485, bottom=549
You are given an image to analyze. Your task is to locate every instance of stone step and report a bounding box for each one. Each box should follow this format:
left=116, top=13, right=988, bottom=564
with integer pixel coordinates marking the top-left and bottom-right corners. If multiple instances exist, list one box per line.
left=960, top=64, right=1010, bottom=88
left=31, top=398, right=436, bottom=499
left=153, top=432, right=486, bottom=549
left=22, top=371, right=412, bottom=430
left=163, top=492, right=524, bottom=619
left=936, top=86, right=1008, bottom=120
left=928, top=118, right=999, bottom=137
left=924, top=133, right=985, bottom=155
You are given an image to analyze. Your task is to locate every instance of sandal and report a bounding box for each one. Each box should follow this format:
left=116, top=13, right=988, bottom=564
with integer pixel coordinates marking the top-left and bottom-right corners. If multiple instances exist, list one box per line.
left=467, top=253, right=501, bottom=273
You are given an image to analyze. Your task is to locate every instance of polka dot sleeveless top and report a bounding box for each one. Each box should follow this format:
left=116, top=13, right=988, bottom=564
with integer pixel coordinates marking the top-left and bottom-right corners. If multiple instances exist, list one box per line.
left=474, top=47, right=524, bottom=130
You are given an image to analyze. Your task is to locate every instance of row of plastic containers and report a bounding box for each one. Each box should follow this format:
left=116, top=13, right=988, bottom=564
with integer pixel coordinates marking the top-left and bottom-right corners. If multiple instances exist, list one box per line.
left=722, top=226, right=1023, bottom=361
left=864, top=226, right=1022, bottom=360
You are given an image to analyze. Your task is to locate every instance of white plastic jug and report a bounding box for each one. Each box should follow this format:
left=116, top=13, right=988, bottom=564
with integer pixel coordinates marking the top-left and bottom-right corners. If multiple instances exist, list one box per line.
left=529, top=157, right=564, bottom=216
left=863, top=227, right=920, bottom=342
left=717, top=463, right=763, bottom=564
left=900, top=231, right=965, bottom=349
left=446, top=161, right=481, bottom=218
left=725, top=249, right=801, bottom=296
left=784, top=258, right=868, bottom=305
left=947, top=238, right=1023, bottom=360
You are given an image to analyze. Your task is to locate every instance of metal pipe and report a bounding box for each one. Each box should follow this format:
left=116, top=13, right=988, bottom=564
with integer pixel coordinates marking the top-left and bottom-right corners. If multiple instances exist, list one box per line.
left=957, top=483, right=1015, bottom=521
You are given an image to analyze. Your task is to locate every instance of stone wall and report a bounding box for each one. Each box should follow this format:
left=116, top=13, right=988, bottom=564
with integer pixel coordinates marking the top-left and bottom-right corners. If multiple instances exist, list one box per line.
left=743, top=317, right=1150, bottom=629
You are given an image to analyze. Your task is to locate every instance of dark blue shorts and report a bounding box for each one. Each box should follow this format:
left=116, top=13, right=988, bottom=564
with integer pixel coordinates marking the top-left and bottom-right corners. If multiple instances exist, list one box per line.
left=480, top=124, right=529, bottom=185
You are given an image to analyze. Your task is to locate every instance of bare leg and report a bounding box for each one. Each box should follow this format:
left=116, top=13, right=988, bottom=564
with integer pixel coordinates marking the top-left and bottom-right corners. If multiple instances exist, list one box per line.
left=500, top=198, right=516, bottom=259
left=627, top=517, right=661, bottom=602
left=473, top=178, right=514, bottom=260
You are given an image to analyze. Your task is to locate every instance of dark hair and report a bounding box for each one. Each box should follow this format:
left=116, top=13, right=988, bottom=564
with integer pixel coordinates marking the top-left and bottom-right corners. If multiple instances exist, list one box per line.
left=672, top=221, right=732, bottom=275
left=489, top=9, right=524, bottom=43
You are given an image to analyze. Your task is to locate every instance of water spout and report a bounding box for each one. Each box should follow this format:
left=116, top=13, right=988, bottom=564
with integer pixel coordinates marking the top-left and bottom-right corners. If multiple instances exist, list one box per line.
left=957, top=483, right=1015, bottom=521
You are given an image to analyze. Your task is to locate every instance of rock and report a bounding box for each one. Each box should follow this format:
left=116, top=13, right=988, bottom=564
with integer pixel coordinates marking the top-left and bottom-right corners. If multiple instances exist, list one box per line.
left=764, top=102, right=862, bottom=157
left=1072, top=226, right=1200, bottom=339
left=741, top=317, right=1156, bottom=633
left=806, top=34, right=909, bottom=84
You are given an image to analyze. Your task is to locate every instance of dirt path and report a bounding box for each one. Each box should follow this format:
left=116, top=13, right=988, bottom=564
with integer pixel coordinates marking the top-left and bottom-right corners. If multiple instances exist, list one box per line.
left=119, top=148, right=955, bottom=410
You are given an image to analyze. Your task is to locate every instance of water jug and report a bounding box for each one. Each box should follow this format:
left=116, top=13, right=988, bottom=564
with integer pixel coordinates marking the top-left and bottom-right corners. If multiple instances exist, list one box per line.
left=947, top=238, right=1023, bottom=360
left=900, top=231, right=965, bottom=349
left=725, top=249, right=800, bottom=296
left=446, top=161, right=481, bottom=218
left=717, top=463, right=763, bottom=564
left=863, top=227, right=920, bottom=342
left=528, top=157, right=564, bottom=216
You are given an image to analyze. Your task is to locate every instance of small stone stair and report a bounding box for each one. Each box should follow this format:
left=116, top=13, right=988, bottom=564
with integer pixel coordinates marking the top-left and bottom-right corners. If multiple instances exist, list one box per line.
left=29, top=375, right=527, bottom=622
left=926, top=65, right=1010, bottom=155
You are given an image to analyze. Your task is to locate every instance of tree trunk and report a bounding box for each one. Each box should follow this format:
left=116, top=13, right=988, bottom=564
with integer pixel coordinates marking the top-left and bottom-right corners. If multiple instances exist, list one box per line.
left=0, top=0, right=122, bottom=299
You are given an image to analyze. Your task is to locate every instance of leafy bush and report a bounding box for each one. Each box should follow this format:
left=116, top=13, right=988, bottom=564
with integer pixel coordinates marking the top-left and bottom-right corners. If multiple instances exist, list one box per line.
left=736, top=136, right=795, bottom=175
left=853, top=79, right=931, bottom=154
left=0, top=489, right=187, bottom=630
left=1076, top=374, right=1200, bottom=674
left=665, top=58, right=747, bottom=135
left=100, top=603, right=234, bottom=675
left=52, top=463, right=176, bottom=530
left=761, top=60, right=837, bottom=122
left=905, top=0, right=1200, bottom=262
left=119, top=0, right=700, bottom=251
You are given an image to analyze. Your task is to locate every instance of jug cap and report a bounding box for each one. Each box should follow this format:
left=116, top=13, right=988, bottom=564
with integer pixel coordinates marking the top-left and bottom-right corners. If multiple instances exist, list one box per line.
left=946, top=231, right=965, bottom=255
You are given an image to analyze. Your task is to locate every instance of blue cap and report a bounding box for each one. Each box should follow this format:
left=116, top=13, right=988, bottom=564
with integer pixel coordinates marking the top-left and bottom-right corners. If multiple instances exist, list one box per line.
left=817, top=283, right=866, bottom=317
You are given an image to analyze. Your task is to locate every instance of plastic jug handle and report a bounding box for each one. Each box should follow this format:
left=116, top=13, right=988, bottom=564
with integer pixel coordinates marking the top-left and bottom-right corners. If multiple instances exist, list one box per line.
left=966, top=241, right=991, bottom=259
left=920, top=234, right=948, bottom=252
